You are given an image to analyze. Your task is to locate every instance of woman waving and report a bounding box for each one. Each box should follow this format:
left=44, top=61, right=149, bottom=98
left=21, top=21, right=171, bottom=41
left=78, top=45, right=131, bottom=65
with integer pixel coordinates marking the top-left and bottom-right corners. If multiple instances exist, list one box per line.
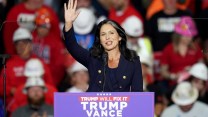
left=63, top=0, right=143, bottom=92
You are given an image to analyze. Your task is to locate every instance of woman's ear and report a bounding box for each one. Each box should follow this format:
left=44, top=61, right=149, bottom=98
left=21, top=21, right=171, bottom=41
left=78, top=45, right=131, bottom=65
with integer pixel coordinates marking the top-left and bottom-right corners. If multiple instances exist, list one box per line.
left=119, top=37, right=122, bottom=41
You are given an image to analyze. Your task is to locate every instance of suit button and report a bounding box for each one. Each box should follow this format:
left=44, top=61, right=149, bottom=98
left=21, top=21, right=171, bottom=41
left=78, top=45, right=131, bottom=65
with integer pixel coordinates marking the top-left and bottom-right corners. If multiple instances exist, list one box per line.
left=123, top=76, right=126, bottom=79
left=99, top=81, right=102, bottom=84
left=98, top=70, right=102, bottom=74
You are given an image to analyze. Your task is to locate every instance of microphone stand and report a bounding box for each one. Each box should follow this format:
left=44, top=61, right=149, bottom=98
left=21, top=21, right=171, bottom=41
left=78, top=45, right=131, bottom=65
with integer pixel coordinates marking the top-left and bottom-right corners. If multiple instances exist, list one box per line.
left=0, top=54, right=10, bottom=117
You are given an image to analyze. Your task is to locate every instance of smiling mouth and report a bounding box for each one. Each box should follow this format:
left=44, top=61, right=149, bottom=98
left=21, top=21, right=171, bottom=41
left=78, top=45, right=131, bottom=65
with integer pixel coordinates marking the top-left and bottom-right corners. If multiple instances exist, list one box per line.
left=105, top=41, right=112, bottom=46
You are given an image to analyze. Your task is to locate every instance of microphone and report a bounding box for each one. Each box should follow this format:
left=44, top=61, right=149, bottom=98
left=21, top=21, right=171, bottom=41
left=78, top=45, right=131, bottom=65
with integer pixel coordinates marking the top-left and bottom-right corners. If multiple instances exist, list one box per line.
left=102, top=52, right=108, bottom=92
left=0, top=54, right=11, bottom=65
left=0, top=54, right=11, bottom=117
left=0, top=54, right=11, bottom=58
left=102, top=52, right=108, bottom=66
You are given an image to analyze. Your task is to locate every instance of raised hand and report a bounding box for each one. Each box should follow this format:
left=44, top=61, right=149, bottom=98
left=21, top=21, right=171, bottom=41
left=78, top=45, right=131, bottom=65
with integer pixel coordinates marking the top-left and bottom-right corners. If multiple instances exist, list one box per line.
left=64, top=0, right=80, bottom=31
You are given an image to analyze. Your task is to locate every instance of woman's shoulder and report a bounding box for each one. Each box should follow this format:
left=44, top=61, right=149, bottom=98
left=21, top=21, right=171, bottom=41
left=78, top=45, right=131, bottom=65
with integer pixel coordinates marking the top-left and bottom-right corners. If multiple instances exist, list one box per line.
left=134, top=56, right=140, bottom=60
left=131, top=56, right=141, bottom=64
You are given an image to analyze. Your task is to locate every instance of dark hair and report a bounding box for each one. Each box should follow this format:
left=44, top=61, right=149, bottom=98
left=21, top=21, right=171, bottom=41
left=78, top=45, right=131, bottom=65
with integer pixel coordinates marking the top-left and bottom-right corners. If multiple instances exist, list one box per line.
left=90, top=19, right=137, bottom=61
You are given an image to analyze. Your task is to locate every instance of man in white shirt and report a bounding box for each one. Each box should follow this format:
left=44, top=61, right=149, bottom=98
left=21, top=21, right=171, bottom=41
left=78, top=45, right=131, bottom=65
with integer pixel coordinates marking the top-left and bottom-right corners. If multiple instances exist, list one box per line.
left=161, top=82, right=208, bottom=117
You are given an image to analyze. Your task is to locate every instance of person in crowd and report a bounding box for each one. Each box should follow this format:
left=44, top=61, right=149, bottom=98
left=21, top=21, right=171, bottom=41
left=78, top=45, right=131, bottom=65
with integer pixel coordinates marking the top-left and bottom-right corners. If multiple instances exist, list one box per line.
left=32, top=7, right=71, bottom=87
left=8, top=58, right=57, bottom=113
left=154, top=96, right=167, bottom=117
left=0, top=27, right=53, bottom=104
left=187, top=62, right=208, bottom=104
left=146, top=0, right=191, bottom=52
left=73, top=7, right=96, bottom=50
left=59, top=0, right=106, bottom=29
left=108, top=0, right=143, bottom=25
left=3, top=0, right=60, bottom=54
left=63, top=0, right=143, bottom=92
left=140, top=53, right=154, bottom=91
left=160, top=16, right=202, bottom=84
left=122, top=16, right=152, bottom=57
left=161, top=81, right=208, bottom=117
left=121, top=15, right=153, bottom=90
left=11, top=77, right=54, bottom=117
left=15, top=0, right=60, bottom=13
left=146, top=0, right=191, bottom=20
left=76, top=0, right=106, bottom=24
left=66, top=61, right=89, bottom=92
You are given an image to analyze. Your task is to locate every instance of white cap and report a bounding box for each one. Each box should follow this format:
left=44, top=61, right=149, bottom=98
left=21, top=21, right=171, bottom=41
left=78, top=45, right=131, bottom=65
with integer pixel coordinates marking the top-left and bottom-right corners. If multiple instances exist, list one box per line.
left=69, top=61, right=88, bottom=75
left=24, top=59, right=45, bottom=77
left=189, top=62, right=208, bottom=81
left=13, top=27, right=32, bottom=42
left=73, top=8, right=96, bottom=35
left=172, top=82, right=198, bottom=106
left=23, top=77, right=46, bottom=93
left=121, top=15, right=143, bottom=37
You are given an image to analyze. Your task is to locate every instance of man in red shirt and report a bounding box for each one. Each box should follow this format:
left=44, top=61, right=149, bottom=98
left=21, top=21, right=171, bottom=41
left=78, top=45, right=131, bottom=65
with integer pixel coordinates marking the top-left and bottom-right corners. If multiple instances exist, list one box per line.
left=8, top=59, right=57, bottom=113
left=108, top=0, right=143, bottom=25
left=0, top=27, right=53, bottom=104
left=3, top=0, right=60, bottom=54
left=32, top=8, right=73, bottom=86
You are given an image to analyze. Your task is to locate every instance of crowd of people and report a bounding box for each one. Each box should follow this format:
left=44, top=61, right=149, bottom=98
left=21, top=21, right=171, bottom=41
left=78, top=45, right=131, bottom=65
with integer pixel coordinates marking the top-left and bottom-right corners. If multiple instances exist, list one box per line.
left=0, top=0, right=208, bottom=117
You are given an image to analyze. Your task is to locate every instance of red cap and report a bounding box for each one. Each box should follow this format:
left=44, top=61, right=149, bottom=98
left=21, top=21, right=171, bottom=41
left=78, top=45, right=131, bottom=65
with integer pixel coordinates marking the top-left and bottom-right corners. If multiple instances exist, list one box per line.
left=35, top=8, right=51, bottom=27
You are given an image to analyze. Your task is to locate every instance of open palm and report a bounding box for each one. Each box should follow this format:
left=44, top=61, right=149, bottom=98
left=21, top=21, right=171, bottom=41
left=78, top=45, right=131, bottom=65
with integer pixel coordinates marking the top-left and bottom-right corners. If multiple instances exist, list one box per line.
left=64, top=0, right=79, bottom=31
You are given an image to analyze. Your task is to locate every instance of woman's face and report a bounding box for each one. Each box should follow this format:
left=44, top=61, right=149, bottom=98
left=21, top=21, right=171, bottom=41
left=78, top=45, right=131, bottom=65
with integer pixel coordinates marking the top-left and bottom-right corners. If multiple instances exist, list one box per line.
left=100, top=24, right=121, bottom=51
left=180, top=36, right=192, bottom=45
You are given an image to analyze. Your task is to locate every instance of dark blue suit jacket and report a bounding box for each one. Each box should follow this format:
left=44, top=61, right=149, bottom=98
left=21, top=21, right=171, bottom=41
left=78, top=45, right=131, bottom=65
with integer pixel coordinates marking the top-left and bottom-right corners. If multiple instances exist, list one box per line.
left=63, top=27, right=143, bottom=92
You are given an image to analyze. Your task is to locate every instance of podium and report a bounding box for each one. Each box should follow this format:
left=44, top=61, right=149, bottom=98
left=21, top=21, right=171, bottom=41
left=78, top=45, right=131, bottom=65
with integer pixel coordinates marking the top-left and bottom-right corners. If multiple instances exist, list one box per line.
left=54, top=92, right=154, bottom=117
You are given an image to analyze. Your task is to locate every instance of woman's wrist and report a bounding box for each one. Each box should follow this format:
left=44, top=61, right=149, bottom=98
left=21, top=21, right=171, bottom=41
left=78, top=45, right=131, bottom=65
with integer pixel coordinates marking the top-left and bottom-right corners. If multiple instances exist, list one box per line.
left=65, top=22, right=73, bottom=32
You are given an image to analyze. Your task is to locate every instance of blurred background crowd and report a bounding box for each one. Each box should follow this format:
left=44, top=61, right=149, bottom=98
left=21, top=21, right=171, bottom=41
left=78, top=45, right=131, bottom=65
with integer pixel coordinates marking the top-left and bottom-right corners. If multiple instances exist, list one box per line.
left=0, top=0, right=208, bottom=117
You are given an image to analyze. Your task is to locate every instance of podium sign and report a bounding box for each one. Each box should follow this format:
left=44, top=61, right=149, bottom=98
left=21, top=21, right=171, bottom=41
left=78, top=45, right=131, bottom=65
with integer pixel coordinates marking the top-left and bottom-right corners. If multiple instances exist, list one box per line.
left=54, top=92, right=154, bottom=117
